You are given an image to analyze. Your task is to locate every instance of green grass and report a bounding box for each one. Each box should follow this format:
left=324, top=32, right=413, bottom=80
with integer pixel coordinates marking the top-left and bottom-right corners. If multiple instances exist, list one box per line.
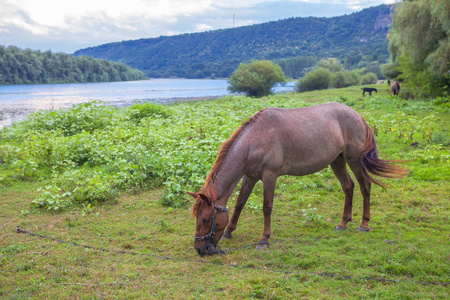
left=0, top=86, right=449, bottom=299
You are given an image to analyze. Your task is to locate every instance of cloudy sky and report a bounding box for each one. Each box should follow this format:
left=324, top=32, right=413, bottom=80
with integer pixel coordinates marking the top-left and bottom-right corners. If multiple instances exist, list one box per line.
left=0, top=0, right=396, bottom=54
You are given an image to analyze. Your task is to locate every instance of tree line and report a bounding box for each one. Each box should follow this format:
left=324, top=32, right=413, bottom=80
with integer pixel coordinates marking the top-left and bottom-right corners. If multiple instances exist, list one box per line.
left=0, top=46, right=146, bottom=85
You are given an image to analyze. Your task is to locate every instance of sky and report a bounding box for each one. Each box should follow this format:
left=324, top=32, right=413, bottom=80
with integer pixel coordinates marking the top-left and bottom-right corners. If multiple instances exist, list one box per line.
left=0, top=0, right=396, bottom=54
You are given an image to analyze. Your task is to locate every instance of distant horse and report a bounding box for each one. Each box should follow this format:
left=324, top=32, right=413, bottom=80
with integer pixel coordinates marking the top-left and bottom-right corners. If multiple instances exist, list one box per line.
left=387, top=80, right=391, bottom=86
left=189, top=102, right=408, bottom=256
left=362, top=87, right=377, bottom=96
left=391, top=81, right=400, bottom=96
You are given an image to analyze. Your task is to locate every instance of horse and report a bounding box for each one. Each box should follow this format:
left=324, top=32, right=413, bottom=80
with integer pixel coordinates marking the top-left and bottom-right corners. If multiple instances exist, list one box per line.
left=189, top=102, right=407, bottom=256
left=362, top=87, right=377, bottom=96
left=391, top=81, right=400, bottom=96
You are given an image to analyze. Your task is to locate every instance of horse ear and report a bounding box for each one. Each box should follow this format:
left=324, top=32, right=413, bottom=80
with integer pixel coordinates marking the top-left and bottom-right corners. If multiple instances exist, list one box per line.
left=187, top=191, right=198, bottom=198
left=199, top=193, right=211, bottom=205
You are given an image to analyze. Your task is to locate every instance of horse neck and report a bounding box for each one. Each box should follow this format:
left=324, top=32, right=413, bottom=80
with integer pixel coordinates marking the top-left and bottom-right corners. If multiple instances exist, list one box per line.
left=203, top=143, right=247, bottom=207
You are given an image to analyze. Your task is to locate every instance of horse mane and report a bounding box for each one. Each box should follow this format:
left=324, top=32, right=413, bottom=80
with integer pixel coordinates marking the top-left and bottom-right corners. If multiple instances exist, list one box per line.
left=191, top=111, right=263, bottom=217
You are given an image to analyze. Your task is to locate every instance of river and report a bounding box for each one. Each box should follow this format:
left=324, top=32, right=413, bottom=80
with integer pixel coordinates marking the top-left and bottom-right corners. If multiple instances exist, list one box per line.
left=0, top=79, right=295, bottom=129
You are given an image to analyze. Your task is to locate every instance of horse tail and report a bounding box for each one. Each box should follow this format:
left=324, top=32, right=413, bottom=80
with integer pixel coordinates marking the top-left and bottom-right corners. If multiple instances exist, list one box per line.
left=359, top=118, right=408, bottom=188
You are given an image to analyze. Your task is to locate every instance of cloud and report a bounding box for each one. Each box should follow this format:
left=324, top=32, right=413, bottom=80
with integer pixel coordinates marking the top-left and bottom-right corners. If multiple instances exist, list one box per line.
left=0, top=0, right=394, bottom=53
left=196, top=24, right=213, bottom=31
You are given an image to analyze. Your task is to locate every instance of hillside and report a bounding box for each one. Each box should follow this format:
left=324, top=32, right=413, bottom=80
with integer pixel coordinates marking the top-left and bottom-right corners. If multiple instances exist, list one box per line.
left=74, top=5, right=391, bottom=79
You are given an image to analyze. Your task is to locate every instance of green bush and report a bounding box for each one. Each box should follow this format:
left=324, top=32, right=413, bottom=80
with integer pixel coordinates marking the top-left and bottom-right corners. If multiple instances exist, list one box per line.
left=296, top=68, right=332, bottom=92
left=331, top=70, right=361, bottom=88
left=127, top=102, right=171, bottom=123
left=227, top=60, right=287, bottom=97
left=360, top=72, right=378, bottom=85
left=20, top=101, right=117, bottom=136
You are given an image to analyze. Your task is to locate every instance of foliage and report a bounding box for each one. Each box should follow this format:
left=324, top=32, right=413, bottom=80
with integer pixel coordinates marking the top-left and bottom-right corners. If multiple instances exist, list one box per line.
left=331, top=70, right=361, bottom=88
left=360, top=72, right=378, bottom=85
left=296, top=67, right=332, bottom=92
left=227, top=60, right=287, bottom=97
left=0, top=46, right=145, bottom=85
left=73, top=5, right=392, bottom=79
left=0, top=88, right=449, bottom=299
left=384, top=0, right=450, bottom=97
left=317, top=58, right=344, bottom=73
left=1, top=87, right=449, bottom=212
left=127, top=102, right=172, bottom=123
left=274, top=56, right=318, bottom=79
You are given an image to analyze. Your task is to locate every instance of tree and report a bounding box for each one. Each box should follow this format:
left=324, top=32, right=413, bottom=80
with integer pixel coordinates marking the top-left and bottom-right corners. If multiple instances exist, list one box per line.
left=360, top=72, right=378, bottom=85
left=227, top=60, right=286, bottom=97
left=296, top=68, right=332, bottom=92
left=317, top=58, right=344, bottom=73
left=384, top=0, right=449, bottom=97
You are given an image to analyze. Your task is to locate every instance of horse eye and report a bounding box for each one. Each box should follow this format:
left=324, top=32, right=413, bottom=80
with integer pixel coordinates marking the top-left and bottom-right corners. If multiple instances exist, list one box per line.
left=202, top=218, right=210, bottom=224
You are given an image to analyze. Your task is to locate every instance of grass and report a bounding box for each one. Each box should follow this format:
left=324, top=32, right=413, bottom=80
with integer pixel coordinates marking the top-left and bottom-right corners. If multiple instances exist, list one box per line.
left=1, top=85, right=449, bottom=299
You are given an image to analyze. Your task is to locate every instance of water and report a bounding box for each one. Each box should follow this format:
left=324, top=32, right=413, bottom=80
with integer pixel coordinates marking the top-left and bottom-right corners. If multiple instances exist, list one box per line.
left=0, top=79, right=295, bottom=129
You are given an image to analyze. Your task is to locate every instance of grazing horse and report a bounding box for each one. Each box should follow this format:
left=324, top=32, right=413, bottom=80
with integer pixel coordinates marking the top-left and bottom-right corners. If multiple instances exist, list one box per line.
left=189, top=102, right=407, bottom=256
left=391, top=81, right=400, bottom=96
left=362, top=87, right=377, bottom=96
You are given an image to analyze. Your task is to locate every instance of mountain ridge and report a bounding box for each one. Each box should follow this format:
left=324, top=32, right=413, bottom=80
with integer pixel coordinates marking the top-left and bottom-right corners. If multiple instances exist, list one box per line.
left=74, top=4, right=391, bottom=78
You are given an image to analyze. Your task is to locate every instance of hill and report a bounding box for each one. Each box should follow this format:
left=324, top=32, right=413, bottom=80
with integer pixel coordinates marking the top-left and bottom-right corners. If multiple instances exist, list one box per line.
left=74, top=5, right=391, bottom=79
left=0, top=46, right=146, bottom=85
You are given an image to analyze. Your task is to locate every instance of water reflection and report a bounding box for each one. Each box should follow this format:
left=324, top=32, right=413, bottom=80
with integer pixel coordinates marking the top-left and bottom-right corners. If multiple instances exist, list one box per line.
left=0, top=79, right=295, bottom=129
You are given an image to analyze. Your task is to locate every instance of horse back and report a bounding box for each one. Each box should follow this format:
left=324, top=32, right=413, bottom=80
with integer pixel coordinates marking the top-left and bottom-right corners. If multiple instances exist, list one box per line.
left=238, top=102, right=367, bottom=176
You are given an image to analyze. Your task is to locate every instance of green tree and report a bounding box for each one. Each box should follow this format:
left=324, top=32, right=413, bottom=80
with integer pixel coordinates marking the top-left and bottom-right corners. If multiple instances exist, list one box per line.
left=227, top=60, right=287, bottom=97
left=360, top=72, right=378, bottom=85
left=296, top=67, right=332, bottom=92
left=317, top=58, right=344, bottom=73
left=384, top=0, right=449, bottom=97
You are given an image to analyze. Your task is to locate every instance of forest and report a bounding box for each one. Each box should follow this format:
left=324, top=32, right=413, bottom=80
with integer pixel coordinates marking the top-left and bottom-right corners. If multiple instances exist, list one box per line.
left=74, top=5, right=391, bottom=79
left=0, top=46, right=146, bottom=85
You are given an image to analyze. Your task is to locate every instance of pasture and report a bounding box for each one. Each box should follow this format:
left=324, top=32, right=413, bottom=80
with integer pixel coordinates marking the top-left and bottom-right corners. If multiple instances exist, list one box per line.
left=1, top=85, right=449, bottom=299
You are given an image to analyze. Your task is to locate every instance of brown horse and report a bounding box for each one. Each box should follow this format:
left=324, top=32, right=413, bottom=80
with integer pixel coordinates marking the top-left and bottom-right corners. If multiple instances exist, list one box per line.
left=189, top=102, right=407, bottom=256
left=391, top=81, right=400, bottom=96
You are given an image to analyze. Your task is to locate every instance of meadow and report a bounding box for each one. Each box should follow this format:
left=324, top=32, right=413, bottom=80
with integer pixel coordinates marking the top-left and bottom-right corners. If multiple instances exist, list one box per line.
left=0, top=85, right=449, bottom=299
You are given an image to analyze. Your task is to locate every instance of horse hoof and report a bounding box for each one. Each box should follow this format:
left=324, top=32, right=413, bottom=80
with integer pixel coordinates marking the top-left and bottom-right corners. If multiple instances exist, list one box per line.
left=335, top=225, right=347, bottom=231
left=256, top=243, right=269, bottom=250
left=357, top=226, right=370, bottom=232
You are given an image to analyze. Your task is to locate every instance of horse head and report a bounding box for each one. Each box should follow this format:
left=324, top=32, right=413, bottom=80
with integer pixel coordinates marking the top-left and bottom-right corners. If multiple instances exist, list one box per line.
left=188, top=191, right=229, bottom=256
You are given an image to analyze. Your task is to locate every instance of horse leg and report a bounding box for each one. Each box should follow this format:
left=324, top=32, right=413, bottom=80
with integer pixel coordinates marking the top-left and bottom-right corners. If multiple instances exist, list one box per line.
left=222, top=175, right=258, bottom=239
left=347, top=162, right=372, bottom=231
left=257, top=172, right=277, bottom=250
left=330, top=154, right=355, bottom=231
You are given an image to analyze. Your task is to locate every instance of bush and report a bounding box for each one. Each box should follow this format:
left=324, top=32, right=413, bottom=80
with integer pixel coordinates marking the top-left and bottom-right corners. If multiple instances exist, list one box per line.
left=20, top=101, right=116, bottom=136
left=360, top=72, right=379, bottom=85
left=127, top=102, right=171, bottom=123
left=332, top=70, right=361, bottom=88
left=296, top=68, right=332, bottom=92
left=227, top=60, right=287, bottom=97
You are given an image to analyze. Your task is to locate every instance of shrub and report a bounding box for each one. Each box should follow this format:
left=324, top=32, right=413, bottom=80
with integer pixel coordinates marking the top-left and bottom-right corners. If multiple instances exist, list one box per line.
left=360, top=72, right=379, bottom=85
left=20, top=101, right=117, bottom=136
left=332, top=70, right=361, bottom=88
left=127, top=102, right=171, bottom=123
left=296, top=68, right=332, bottom=92
left=227, top=60, right=287, bottom=97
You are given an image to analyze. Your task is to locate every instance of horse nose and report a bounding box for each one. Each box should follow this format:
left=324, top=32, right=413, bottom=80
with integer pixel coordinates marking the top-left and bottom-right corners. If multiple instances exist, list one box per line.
left=206, top=244, right=216, bottom=256
left=196, top=247, right=205, bottom=256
